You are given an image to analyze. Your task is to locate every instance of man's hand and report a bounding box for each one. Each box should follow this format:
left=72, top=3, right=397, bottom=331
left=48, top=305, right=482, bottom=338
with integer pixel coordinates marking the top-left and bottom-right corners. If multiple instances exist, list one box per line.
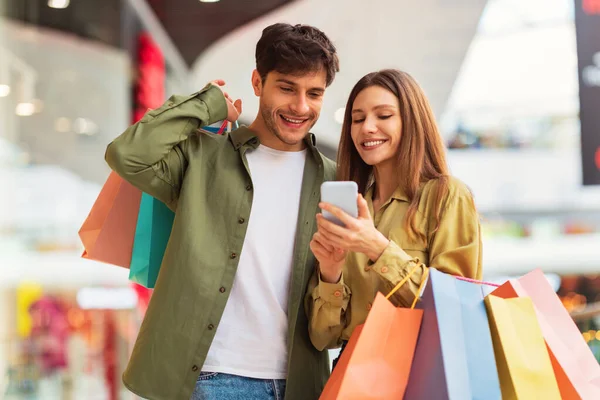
left=210, top=79, right=242, bottom=122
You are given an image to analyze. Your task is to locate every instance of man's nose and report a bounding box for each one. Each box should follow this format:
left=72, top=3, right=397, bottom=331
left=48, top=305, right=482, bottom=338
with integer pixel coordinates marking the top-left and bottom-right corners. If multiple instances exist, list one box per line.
left=289, top=94, right=309, bottom=115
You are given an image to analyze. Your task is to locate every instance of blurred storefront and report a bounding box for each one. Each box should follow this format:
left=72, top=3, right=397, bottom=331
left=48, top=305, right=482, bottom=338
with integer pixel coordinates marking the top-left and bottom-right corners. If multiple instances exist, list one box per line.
left=0, top=0, right=165, bottom=397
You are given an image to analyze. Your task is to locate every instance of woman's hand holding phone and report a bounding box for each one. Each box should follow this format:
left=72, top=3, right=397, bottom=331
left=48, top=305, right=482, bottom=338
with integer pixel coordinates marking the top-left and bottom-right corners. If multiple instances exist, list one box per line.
left=316, top=194, right=390, bottom=263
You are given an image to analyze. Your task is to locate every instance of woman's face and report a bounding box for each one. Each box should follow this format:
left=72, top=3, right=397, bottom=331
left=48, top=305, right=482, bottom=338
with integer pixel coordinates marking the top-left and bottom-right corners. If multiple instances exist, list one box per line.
left=350, top=85, right=402, bottom=167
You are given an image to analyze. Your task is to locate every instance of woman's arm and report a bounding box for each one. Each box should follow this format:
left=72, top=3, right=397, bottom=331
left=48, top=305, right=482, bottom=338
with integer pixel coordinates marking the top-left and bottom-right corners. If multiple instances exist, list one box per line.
left=304, top=265, right=351, bottom=351
left=370, top=191, right=481, bottom=306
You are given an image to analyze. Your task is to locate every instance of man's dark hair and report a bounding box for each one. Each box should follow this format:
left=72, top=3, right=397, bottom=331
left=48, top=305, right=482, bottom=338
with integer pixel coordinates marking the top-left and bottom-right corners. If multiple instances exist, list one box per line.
left=255, top=23, right=340, bottom=87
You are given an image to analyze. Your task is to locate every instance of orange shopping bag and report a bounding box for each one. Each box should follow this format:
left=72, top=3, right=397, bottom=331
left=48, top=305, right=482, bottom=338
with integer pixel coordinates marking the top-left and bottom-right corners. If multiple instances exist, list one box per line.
left=78, top=171, right=142, bottom=268
left=320, top=266, right=426, bottom=400
left=492, top=269, right=600, bottom=399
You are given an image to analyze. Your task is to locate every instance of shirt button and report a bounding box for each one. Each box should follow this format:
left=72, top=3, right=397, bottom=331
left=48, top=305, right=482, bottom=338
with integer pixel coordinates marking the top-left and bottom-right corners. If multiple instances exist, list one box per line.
left=208, top=324, right=214, bottom=330
left=246, top=184, right=252, bottom=191
left=238, top=217, right=245, bottom=224
left=381, top=266, right=389, bottom=273
left=192, top=365, right=199, bottom=372
left=230, top=253, right=237, bottom=259
left=219, top=287, right=226, bottom=293
left=333, top=290, right=342, bottom=297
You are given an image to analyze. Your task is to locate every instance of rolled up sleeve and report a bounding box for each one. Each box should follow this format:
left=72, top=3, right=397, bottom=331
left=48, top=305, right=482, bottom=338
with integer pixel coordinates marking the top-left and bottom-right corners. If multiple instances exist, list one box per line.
left=304, top=267, right=351, bottom=351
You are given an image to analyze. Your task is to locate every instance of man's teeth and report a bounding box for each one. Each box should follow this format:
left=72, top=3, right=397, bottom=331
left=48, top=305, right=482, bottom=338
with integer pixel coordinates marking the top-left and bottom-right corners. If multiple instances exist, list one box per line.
left=281, top=115, right=305, bottom=124
left=363, top=140, right=386, bottom=147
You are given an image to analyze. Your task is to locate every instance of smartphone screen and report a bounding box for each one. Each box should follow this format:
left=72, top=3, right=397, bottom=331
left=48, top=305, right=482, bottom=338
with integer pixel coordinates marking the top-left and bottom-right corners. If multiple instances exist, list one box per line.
left=320, top=181, right=358, bottom=226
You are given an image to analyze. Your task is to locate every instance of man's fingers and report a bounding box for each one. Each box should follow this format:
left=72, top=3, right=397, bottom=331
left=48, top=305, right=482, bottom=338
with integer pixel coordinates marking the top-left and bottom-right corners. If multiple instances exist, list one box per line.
left=234, top=99, right=243, bottom=114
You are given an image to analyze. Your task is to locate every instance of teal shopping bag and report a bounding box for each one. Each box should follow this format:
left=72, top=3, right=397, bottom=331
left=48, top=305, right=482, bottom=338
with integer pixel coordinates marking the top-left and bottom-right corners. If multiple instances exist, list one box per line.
left=128, top=193, right=174, bottom=288
left=128, top=120, right=238, bottom=288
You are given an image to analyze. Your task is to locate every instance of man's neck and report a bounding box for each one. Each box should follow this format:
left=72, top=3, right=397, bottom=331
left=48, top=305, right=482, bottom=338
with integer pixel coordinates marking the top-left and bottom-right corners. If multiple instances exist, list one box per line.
left=248, top=117, right=306, bottom=152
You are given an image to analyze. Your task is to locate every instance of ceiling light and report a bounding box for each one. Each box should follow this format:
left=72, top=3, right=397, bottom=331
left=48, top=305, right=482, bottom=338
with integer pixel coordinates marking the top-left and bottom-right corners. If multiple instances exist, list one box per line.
left=15, top=75, right=37, bottom=116
left=334, top=107, right=346, bottom=124
left=74, top=118, right=99, bottom=135
left=16, top=102, right=35, bottom=117
left=48, top=0, right=70, bottom=9
left=77, top=287, right=137, bottom=310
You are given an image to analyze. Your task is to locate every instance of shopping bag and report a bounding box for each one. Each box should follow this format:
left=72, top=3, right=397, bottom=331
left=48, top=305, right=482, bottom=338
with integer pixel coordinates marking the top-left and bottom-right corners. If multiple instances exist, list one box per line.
left=485, top=294, right=561, bottom=399
left=78, top=171, right=141, bottom=268
left=404, top=268, right=501, bottom=399
left=320, top=265, right=426, bottom=400
left=492, top=269, right=600, bottom=399
left=128, top=193, right=174, bottom=288
left=126, top=120, right=239, bottom=288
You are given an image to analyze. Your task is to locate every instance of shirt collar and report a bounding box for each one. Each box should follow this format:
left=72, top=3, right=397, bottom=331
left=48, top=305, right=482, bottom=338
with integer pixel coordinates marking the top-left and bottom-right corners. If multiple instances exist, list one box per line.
left=366, top=182, right=410, bottom=203
left=229, top=126, right=259, bottom=150
left=391, top=185, right=410, bottom=202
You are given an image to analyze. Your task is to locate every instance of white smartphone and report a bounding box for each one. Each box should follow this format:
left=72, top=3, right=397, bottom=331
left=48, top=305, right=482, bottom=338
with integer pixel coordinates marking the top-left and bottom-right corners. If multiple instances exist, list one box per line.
left=320, top=181, right=359, bottom=226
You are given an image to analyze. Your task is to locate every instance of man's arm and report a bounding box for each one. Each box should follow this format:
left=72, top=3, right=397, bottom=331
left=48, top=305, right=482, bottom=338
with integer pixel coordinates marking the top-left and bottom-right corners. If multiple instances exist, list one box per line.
left=105, top=84, right=228, bottom=210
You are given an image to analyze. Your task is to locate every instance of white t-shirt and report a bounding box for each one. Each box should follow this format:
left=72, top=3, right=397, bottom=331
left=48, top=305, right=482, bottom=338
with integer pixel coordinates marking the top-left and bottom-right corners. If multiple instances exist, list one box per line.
left=202, top=144, right=307, bottom=379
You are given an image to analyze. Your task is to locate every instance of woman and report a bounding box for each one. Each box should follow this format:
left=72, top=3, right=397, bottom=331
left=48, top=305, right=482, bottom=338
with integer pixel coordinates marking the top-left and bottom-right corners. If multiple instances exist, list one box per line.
left=305, top=69, right=482, bottom=354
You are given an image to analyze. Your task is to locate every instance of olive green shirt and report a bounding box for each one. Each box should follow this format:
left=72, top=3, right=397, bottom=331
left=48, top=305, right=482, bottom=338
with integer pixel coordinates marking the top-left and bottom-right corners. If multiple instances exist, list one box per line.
left=105, top=84, right=336, bottom=400
left=305, top=177, right=482, bottom=350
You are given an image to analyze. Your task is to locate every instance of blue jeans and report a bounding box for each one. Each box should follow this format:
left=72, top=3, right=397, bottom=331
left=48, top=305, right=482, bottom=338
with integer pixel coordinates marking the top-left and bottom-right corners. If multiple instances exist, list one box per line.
left=191, top=372, right=286, bottom=400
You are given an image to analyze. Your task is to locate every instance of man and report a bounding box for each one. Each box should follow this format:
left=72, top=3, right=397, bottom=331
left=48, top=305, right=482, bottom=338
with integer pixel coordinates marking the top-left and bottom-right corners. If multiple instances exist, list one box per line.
left=105, top=23, right=339, bottom=400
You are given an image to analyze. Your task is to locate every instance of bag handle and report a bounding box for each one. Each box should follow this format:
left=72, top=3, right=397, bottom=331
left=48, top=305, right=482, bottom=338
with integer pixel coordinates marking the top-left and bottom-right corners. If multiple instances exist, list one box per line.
left=216, top=120, right=228, bottom=135
left=384, top=270, right=498, bottom=311
left=385, top=264, right=430, bottom=309
left=456, top=276, right=500, bottom=287
left=216, top=120, right=240, bottom=135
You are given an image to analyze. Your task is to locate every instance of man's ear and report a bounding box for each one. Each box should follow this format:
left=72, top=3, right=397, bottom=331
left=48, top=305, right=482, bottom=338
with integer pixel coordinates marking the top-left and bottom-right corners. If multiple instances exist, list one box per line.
left=251, top=70, right=263, bottom=97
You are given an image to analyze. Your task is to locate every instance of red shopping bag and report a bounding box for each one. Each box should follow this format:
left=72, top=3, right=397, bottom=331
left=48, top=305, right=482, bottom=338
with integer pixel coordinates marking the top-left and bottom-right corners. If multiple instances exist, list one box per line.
left=78, top=172, right=141, bottom=268
left=320, top=266, right=426, bottom=400
left=492, top=269, right=600, bottom=400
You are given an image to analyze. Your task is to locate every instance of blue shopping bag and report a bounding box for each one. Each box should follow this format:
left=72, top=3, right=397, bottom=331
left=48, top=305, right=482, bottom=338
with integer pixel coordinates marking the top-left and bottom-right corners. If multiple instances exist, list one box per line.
left=404, top=268, right=501, bottom=399
left=128, top=120, right=238, bottom=288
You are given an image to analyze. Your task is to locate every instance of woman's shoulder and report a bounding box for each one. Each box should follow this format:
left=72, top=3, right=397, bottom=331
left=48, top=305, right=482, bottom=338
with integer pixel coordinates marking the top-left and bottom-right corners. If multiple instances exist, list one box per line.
left=420, top=175, right=475, bottom=206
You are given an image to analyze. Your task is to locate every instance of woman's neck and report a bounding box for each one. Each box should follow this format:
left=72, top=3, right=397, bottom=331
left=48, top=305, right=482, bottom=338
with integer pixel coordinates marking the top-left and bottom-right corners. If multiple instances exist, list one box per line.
left=372, top=162, right=401, bottom=205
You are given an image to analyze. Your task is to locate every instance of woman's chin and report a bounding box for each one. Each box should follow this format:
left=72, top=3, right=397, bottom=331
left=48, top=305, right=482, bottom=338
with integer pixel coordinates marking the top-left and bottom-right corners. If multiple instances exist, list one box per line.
left=358, top=153, right=382, bottom=166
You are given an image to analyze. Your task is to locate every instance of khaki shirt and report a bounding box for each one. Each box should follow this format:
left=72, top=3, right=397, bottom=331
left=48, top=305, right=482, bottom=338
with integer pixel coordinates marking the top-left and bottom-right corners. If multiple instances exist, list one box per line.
left=106, top=84, right=336, bottom=399
left=305, top=177, right=482, bottom=350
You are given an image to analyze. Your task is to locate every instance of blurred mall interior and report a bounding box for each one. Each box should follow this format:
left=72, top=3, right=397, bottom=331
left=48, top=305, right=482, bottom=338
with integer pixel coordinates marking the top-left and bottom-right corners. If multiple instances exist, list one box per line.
left=1, top=0, right=600, bottom=398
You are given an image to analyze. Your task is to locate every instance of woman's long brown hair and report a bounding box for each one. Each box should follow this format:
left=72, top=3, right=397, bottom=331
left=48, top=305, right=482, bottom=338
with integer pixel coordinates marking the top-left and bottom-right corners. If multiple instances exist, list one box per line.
left=337, top=69, right=450, bottom=240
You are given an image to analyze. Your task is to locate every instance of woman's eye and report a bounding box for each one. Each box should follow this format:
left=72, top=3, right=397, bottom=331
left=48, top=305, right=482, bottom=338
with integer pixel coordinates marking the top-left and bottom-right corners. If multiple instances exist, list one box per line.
left=378, top=115, right=392, bottom=120
left=352, top=118, right=365, bottom=124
